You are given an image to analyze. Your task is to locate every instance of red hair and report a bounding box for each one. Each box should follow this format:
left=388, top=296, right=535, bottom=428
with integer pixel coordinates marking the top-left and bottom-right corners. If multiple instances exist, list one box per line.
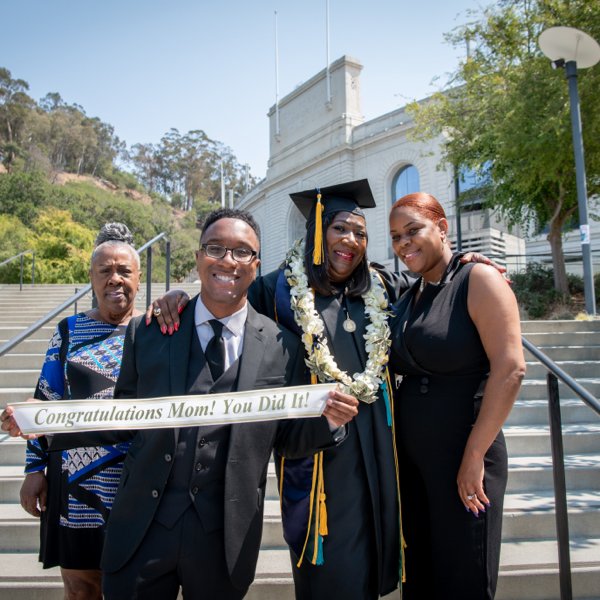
left=391, top=192, right=446, bottom=222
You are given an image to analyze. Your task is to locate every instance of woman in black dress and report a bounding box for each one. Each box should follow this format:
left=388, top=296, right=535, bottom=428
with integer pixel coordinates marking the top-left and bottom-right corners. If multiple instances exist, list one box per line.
left=388, top=192, right=526, bottom=599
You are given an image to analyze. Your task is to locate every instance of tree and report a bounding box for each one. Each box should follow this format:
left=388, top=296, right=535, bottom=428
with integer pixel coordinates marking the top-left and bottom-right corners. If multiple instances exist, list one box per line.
left=0, top=170, right=49, bottom=226
left=0, top=68, right=35, bottom=171
left=408, top=0, right=600, bottom=295
left=0, top=214, right=33, bottom=283
left=128, top=128, right=256, bottom=214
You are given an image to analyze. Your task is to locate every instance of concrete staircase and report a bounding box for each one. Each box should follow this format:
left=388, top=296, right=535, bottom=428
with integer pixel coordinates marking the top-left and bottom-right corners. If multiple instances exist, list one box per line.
left=1, top=284, right=599, bottom=599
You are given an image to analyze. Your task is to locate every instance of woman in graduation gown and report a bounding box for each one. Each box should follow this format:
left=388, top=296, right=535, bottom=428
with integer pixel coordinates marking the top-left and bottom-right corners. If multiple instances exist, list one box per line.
left=249, top=181, right=406, bottom=599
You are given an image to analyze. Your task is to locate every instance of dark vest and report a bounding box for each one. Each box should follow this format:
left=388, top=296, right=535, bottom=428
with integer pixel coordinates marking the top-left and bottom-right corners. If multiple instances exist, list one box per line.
left=154, top=330, right=240, bottom=531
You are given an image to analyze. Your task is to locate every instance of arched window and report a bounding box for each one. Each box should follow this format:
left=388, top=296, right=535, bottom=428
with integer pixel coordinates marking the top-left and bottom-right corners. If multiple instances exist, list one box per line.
left=391, top=164, right=420, bottom=202
left=389, top=165, right=420, bottom=259
left=289, top=205, right=306, bottom=245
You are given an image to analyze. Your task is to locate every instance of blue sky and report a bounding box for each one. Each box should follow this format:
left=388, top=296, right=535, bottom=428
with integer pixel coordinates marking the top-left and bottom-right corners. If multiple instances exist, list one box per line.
left=2, top=0, right=490, bottom=177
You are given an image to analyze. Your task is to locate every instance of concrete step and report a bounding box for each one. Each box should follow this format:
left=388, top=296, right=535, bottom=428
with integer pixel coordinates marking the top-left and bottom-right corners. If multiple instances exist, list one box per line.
left=505, top=399, right=598, bottom=427
left=0, top=507, right=39, bottom=552
left=521, top=319, right=600, bottom=333
left=0, top=474, right=25, bottom=503
left=0, top=370, right=40, bottom=388
left=507, top=454, right=600, bottom=492
left=2, top=538, right=598, bottom=600
left=2, top=482, right=599, bottom=552
left=0, top=327, right=60, bottom=342
left=502, top=489, right=600, bottom=540
left=0, top=437, right=27, bottom=465
left=526, top=361, right=600, bottom=380
left=519, top=379, right=600, bottom=401
left=524, top=345, right=600, bottom=362
left=0, top=388, right=35, bottom=405
left=0, top=355, right=44, bottom=370
left=523, top=331, right=600, bottom=348
left=1, top=339, right=53, bottom=354
left=497, top=538, right=600, bottom=600
left=504, top=424, right=600, bottom=456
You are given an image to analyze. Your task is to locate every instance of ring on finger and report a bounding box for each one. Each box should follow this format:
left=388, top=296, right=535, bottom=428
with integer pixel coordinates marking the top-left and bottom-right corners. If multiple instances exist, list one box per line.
left=467, top=494, right=476, bottom=500
left=152, top=306, right=162, bottom=317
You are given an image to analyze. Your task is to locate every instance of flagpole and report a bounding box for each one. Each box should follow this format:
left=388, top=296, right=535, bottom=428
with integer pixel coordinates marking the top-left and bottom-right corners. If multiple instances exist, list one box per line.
left=220, top=157, right=225, bottom=208
left=325, top=0, right=331, bottom=105
left=274, top=10, right=281, bottom=137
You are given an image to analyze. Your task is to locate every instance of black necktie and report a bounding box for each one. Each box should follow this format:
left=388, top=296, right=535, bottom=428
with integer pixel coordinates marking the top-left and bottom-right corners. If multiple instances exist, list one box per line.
left=205, top=319, right=225, bottom=380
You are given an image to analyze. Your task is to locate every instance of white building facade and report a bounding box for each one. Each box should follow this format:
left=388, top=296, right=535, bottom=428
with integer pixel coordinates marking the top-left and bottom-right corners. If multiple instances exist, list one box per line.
left=239, top=56, right=526, bottom=275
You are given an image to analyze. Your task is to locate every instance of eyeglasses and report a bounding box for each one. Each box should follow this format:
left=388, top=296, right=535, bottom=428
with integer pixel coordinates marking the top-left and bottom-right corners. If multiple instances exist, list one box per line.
left=200, top=244, right=258, bottom=263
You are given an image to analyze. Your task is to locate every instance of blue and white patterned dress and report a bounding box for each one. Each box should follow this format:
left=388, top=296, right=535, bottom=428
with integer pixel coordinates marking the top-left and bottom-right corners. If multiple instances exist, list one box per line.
left=26, top=313, right=130, bottom=569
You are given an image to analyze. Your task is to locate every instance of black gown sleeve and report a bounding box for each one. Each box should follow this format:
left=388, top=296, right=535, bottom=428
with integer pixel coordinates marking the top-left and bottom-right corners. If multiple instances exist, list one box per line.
left=369, top=262, right=414, bottom=304
left=247, top=270, right=280, bottom=320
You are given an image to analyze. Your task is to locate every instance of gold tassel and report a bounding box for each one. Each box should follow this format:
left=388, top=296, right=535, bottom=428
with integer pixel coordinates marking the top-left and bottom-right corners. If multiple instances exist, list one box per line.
left=318, top=453, right=328, bottom=536
left=278, top=456, right=285, bottom=508
left=313, top=192, right=324, bottom=265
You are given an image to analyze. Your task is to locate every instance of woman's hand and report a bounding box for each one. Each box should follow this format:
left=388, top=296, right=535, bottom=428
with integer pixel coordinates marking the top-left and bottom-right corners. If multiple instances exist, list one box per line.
left=20, top=471, right=48, bottom=517
left=457, top=450, right=489, bottom=516
left=145, top=289, right=190, bottom=334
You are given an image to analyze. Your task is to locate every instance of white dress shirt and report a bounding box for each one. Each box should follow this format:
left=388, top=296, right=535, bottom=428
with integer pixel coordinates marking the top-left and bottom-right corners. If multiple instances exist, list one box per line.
left=194, top=296, right=248, bottom=370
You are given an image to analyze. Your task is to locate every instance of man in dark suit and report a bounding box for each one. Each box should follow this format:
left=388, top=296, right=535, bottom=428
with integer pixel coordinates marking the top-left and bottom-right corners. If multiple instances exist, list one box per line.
left=100, top=208, right=358, bottom=599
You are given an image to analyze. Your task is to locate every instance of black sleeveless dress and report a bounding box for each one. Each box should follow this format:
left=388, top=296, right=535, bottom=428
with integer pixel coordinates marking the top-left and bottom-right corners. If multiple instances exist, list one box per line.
left=390, top=255, right=507, bottom=600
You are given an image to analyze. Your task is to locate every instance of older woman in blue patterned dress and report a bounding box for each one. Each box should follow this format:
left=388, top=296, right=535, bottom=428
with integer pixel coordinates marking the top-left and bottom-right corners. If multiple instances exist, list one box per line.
left=20, top=223, right=141, bottom=600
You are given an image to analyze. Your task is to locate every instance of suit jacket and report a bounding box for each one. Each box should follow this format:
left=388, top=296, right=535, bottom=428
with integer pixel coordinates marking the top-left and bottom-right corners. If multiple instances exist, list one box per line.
left=100, top=297, right=336, bottom=590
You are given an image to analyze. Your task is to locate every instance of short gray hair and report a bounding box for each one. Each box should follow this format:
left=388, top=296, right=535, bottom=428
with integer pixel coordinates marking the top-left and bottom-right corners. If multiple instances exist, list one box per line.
left=91, top=222, right=140, bottom=269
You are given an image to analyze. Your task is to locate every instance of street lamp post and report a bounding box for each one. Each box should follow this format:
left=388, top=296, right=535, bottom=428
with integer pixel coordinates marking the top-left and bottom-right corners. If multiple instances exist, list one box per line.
left=539, top=26, right=600, bottom=316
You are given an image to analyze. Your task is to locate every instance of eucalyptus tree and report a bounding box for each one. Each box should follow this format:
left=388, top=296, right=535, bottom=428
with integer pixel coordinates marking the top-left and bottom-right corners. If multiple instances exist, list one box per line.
left=0, top=67, right=35, bottom=171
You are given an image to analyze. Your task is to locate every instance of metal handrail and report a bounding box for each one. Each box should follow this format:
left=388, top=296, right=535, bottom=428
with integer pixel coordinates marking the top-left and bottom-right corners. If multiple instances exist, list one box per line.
left=0, top=250, right=35, bottom=290
left=522, top=334, right=600, bottom=600
left=0, top=234, right=170, bottom=357
left=136, top=233, right=171, bottom=308
left=522, top=337, right=600, bottom=415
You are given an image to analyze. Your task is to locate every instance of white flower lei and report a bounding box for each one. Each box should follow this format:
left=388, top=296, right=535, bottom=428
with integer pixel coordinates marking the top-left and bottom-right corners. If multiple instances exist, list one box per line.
left=284, top=239, right=391, bottom=404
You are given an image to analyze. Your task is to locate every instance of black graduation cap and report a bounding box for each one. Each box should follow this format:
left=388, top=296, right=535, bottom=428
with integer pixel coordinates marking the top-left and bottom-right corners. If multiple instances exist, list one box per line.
left=290, top=179, right=376, bottom=226
left=289, top=179, right=375, bottom=265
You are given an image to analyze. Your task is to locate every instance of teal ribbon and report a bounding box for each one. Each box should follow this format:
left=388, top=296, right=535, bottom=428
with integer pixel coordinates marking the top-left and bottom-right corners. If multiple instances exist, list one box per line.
left=381, top=380, right=392, bottom=427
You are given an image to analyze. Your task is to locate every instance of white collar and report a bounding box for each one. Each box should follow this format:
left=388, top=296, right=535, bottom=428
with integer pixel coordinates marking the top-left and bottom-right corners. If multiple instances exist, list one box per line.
left=194, top=295, right=248, bottom=338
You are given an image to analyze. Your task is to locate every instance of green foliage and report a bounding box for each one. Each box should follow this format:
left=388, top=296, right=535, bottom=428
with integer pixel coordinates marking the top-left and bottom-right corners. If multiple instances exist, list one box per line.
left=0, top=171, right=49, bottom=226
left=512, top=263, right=559, bottom=318
left=30, top=208, right=95, bottom=283
left=169, top=224, right=200, bottom=282
left=0, top=214, right=31, bottom=260
left=408, top=0, right=600, bottom=295
left=50, top=180, right=171, bottom=244
left=0, top=214, right=34, bottom=283
left=511, top=262, right=587, bottom=319
left=103, top=167, right=141, bottom=191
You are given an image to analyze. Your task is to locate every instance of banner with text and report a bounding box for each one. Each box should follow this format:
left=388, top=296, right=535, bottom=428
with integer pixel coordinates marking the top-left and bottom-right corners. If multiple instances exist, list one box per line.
left=10, top=383, right=336, bottom=435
